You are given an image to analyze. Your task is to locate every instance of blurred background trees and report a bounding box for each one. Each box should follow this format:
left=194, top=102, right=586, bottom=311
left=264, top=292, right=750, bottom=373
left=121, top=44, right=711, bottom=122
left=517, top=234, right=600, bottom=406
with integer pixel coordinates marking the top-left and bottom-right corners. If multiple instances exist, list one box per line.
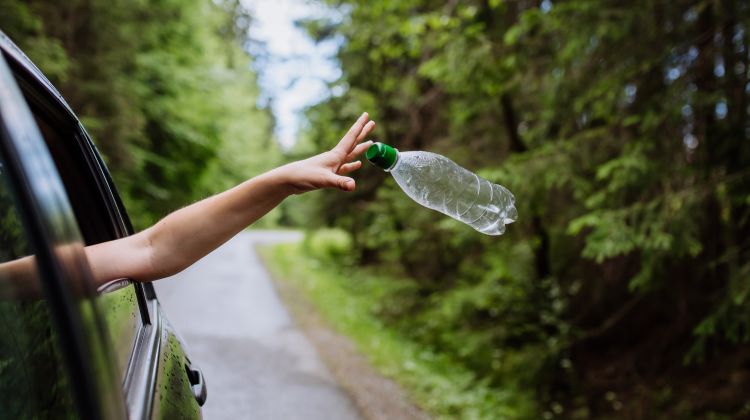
left=0, top=0, right=279, bottom=228
left=1, top=0, right=749, bottom=417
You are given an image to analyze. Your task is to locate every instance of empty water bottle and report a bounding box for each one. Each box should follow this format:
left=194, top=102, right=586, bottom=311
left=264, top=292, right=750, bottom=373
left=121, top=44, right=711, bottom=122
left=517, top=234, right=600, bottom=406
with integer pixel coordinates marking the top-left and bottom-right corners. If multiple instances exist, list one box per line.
left=365, top=142, right=517, bottom=235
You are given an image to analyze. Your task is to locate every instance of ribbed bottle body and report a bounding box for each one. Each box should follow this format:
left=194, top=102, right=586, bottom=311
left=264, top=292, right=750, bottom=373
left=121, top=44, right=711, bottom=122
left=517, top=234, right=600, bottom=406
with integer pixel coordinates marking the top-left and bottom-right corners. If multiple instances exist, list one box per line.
left=390, top=151, right=517, bottom=235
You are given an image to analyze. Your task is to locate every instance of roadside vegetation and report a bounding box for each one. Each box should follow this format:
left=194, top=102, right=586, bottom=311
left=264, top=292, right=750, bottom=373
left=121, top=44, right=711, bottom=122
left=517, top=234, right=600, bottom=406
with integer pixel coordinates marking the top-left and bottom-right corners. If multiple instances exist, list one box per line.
left=259, top=231, right=537, bottom=419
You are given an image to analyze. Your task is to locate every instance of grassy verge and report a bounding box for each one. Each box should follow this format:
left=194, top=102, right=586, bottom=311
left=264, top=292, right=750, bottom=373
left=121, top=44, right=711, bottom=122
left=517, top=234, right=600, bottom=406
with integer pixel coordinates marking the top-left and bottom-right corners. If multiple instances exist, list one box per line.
left=258, top=241, right=533, bottom=419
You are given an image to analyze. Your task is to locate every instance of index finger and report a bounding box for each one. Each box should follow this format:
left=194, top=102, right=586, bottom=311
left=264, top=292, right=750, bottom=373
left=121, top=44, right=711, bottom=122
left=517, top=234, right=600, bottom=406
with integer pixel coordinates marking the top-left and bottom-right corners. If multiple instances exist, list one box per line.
left=334, top=112, right=369, bottom=153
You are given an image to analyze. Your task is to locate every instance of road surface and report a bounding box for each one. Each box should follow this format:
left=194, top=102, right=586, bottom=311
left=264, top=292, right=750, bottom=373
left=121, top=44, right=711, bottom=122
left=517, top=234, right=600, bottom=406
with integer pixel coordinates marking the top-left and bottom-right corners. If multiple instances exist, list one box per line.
left=155, top=230, right=361, bottom=420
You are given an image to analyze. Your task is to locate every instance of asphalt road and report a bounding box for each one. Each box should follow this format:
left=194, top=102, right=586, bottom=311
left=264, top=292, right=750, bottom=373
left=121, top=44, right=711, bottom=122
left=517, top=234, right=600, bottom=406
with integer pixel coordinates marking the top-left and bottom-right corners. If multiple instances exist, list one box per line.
left=154, top=230, right=361, bottom=420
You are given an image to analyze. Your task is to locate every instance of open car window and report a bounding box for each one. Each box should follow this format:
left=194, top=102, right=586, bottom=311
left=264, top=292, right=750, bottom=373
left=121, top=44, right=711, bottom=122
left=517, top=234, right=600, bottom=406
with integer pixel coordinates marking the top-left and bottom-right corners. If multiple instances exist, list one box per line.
left=30, top=109, right=143, bottom=375
left=9, top=56, right=144, bottom=379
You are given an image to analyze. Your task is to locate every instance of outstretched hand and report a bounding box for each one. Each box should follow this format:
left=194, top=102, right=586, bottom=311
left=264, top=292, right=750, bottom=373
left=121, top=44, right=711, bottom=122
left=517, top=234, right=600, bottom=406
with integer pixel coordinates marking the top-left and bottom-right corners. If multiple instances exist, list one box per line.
left=278, top=112, right=376, bottom=194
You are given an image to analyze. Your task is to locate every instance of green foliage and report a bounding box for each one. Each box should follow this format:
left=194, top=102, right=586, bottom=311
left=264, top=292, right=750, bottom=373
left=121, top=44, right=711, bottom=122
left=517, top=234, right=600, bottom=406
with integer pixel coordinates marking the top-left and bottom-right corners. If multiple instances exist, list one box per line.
left=302, top=228, right=354, bottom=266
left=294, top=0, right=750, bottom=417
left=0, top=0, right=278, bottom=229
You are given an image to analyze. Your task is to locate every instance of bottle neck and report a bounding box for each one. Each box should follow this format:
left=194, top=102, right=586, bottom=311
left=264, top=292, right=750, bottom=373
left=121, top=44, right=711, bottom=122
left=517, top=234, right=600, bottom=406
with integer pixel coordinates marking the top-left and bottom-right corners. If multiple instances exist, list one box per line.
left=384, top=151, right=399, bottom=172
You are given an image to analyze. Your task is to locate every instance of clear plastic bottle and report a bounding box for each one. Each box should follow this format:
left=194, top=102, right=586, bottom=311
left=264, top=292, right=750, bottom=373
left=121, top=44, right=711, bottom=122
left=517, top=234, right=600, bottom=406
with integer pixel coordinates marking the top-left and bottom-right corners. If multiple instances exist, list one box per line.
left=365, top=142, right=517, bottom=235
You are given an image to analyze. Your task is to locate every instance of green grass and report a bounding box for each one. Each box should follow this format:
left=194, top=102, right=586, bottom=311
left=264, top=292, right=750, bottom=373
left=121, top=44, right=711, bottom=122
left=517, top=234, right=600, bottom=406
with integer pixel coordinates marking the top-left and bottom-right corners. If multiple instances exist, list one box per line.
left=258, top=241, right=535, bottom=420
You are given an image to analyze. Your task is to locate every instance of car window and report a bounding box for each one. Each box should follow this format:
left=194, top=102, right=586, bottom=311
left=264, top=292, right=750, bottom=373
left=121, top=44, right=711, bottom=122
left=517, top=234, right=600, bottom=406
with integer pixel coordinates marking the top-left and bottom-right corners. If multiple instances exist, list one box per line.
left=0, top=151, right=78, bottom=418
left=21, top=90, right=142, bottom=377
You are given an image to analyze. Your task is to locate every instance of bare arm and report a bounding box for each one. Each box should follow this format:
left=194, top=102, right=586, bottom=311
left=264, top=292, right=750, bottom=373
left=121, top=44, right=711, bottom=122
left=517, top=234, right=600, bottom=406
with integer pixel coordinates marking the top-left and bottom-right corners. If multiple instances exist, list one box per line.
left=85, top=113, right=376, bottom=284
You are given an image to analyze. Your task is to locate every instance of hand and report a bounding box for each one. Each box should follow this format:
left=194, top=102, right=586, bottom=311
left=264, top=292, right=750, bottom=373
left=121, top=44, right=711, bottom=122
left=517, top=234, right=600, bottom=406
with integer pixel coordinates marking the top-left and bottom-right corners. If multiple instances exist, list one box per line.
left=278, top=112, right=376, bottom=194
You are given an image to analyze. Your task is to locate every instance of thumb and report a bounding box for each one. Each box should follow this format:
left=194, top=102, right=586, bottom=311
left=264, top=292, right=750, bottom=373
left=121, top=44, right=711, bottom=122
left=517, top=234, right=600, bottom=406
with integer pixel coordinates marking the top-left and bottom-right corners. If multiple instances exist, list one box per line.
left=329, top=174, right=355, bottom=191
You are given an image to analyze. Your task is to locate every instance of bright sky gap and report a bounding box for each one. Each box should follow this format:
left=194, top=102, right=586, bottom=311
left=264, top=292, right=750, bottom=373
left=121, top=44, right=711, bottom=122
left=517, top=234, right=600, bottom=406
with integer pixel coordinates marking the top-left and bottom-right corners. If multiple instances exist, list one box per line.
left=242, top=0, right=343, bottom=150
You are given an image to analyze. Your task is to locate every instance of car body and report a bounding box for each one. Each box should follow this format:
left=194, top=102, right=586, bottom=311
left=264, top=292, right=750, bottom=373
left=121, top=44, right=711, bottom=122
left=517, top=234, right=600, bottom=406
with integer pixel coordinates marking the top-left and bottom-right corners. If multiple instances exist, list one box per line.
left=0, top=31, right=206, bottom=419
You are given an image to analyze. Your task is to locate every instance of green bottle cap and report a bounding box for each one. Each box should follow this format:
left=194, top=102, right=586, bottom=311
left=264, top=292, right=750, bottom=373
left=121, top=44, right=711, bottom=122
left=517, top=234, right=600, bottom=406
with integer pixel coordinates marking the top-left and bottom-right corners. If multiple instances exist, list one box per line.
left=365, top=142, right=398, bottom=170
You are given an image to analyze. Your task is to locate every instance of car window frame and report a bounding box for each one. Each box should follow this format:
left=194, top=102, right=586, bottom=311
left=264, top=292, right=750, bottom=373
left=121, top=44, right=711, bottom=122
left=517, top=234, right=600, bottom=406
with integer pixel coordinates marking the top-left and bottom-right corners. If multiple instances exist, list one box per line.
left=7, top=39, right=151, bottom=328
left=0, top=38, right=165, bottom=418
left=15, top=73, right=153, bottom=317
left=0, top=47, right=126, bottom=420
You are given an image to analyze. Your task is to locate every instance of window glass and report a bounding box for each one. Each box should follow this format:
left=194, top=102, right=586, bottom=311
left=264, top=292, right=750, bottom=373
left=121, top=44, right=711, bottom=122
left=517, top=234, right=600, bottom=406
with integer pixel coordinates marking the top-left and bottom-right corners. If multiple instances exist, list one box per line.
left=0, top=154, right=78, bottom=418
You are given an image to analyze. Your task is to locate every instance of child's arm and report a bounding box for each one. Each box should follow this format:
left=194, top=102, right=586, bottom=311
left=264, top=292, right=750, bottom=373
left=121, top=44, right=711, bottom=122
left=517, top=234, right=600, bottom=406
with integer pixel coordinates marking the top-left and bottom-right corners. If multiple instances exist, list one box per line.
left=85, top=113, right=375, bottom=283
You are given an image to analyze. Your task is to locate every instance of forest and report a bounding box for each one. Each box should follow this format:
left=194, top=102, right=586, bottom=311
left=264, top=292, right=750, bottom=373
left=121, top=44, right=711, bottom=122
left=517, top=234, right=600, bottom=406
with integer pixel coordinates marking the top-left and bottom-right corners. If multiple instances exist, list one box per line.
left=2, top=0, right=750, bottom=418
left=293, top=0, right=750, bottom=417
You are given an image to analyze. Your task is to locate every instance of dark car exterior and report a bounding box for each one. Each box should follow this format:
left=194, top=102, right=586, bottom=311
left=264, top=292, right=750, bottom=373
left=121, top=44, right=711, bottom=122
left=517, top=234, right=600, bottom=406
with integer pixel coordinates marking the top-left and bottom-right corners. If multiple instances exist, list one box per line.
left=0, top=31, right=205, bottom=419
